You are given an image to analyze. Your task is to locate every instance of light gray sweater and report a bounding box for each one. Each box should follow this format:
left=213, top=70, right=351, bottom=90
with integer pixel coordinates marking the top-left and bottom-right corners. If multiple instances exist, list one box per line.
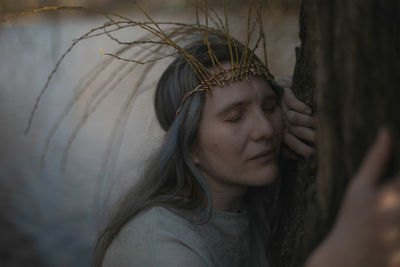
left=103, top=206, right=268, bottom=267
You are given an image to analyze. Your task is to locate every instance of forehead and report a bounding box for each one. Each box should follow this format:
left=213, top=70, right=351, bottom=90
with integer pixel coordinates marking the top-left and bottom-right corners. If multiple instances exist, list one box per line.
left=203, top=76, right=274, bottom=111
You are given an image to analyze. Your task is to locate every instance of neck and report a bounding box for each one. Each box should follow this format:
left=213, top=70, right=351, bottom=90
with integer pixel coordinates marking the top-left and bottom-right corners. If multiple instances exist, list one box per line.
left=203, top=175, right=248, bottom=212
left=212, top=190, right=246, bottom=212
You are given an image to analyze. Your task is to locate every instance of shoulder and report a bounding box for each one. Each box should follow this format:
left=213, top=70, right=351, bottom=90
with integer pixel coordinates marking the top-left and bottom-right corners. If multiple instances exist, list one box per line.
left=132, top=206, right=190, bottom=229
left=121, top=206, right=199, bottom=240
left=103, top=206, right=208, bottom=267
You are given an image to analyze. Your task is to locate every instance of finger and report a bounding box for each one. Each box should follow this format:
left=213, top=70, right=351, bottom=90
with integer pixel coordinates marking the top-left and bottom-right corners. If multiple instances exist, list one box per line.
left=355, top=128, right=392, bottom=186
left=288, top=126, right=316, bottom=143
left=282, top=87, right=312, bottom=114
left=283, top=131, right=314, bottom=158
left=286, top=110, right=315, bottom=128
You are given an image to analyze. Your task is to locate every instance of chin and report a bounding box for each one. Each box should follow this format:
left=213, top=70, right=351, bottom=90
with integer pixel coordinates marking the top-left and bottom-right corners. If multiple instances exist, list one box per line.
left=247, top=163, right=279, bottom=186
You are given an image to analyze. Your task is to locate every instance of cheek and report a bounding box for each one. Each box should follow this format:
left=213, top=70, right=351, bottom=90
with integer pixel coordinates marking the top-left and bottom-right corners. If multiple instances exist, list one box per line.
left=276, top=118, right=284, bottom=137
left=196, top=124, right=246, bottom=166
left=273, top=109, right=284, bottom=134
left=206, top=128, right=244, bottom=155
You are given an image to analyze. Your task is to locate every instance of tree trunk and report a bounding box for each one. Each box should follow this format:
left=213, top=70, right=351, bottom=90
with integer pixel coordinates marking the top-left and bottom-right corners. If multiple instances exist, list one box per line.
left=274, top=1, right=400, bottom=266
left=269, top=1, right=319, bottom=266
left=291, top=0, right=399, bottom=265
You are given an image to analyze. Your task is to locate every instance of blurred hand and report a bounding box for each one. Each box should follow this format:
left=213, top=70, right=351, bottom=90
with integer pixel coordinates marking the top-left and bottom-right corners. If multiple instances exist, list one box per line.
left=307, top=128, right=400, bottom=267
left=277, top=76, right=315, bottom=159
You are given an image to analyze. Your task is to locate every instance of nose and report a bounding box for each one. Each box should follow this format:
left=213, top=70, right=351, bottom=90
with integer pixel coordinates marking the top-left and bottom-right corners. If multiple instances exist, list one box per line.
left=250, top=108, right=274, bottom=141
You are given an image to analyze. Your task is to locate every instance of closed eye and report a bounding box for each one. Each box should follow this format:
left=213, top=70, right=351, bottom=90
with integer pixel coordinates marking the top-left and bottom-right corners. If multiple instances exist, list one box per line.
left=226, top=109, right=244, bottom=122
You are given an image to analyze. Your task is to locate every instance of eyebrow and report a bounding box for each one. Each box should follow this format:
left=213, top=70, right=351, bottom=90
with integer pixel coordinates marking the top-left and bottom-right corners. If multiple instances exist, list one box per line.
left=217, top=94, right=277, bottom=116
left=217, top=101, right=251, bottom=116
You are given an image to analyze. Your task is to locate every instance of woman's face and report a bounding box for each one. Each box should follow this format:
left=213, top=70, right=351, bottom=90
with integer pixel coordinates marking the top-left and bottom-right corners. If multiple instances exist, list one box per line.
left=191, top=75, right=284, bottom=191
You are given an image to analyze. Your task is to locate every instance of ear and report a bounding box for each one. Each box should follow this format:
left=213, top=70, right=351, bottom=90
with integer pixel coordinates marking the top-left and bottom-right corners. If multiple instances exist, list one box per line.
left=190, top=143, right=201, bottom=165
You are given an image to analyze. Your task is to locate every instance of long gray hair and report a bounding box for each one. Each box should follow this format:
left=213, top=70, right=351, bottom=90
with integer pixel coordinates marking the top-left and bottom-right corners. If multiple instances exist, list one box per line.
left=92, top=36, right=283, bottom=266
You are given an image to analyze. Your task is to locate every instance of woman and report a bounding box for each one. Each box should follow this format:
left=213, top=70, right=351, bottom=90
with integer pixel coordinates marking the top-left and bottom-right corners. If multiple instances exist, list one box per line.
left=94, top=37, right=399, bottom=267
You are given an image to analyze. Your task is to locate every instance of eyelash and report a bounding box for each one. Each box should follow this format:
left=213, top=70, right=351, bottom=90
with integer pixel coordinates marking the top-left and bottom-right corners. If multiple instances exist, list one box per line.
left=226, top=103, right=277, bottom=123
left=226, top=112, right=243, bottom=122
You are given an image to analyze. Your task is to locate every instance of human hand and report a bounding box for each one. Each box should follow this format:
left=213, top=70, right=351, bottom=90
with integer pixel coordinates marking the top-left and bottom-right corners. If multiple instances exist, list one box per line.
left=277, top=76, right=315, bottom=159
left=307, top=128, right=400, bottom=267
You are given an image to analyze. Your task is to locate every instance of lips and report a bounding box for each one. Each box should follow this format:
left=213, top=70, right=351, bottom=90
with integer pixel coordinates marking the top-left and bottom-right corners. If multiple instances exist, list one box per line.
left=248, top=148, right=277, bottom=162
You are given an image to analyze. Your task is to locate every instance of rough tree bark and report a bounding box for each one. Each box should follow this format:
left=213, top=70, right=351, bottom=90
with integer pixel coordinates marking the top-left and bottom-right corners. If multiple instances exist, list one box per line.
left=308, top=0, right=400, bottom=257
left=272, top=0, right=400, bottom=266
left=269, top=1, right=318, bottom=266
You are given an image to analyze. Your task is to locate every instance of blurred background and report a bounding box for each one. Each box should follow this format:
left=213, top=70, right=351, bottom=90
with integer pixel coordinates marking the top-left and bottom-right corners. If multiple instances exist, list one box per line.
left=0, top=0, right=301, bottom=266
